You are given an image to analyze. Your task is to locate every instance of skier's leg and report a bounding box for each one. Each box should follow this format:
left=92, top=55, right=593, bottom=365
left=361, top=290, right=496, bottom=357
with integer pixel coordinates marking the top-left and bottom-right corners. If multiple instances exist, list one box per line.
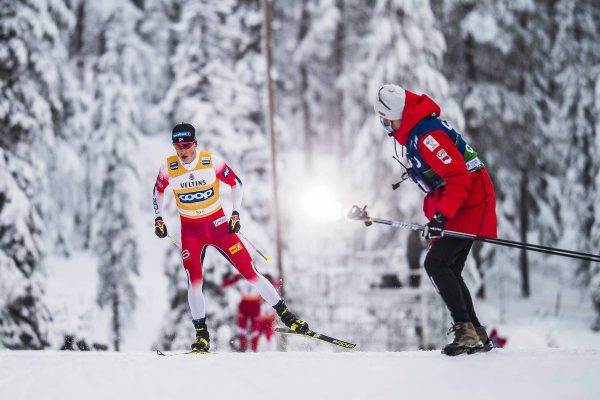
left=448, top=241, right=482, bottom=327
left=423, top=237, right=473, bottom=323
left=425, top=237, right=481, bottom=355
left=256, top=316, right=275, bottom=350
left=181, top=230, right=206, bottom=319
left=448, top=246, right=492, bottom=351
left=248, top=300, right=261, bottom=351
left=212, top=234, right=281, bottom=305
left=187, top=273, right=206, bottom=319
left=250, top=331, right=259, bottom=351
left=263, top=314, right=276, bottom=342
left=237, top=302, right=248, bottom=351
left=212, top=229, right=309, bottom=333
left=181, top=226, right=210, bottom=352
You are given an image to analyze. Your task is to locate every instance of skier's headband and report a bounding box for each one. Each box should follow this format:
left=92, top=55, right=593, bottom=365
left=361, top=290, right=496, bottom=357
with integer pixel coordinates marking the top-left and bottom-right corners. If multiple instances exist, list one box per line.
left=172, top=130, right=196, bottom=143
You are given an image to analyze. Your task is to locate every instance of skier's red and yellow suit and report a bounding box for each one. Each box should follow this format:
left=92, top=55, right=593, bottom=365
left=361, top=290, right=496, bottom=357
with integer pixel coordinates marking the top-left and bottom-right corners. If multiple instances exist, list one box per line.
left=152, top=150, right=259, bottom=285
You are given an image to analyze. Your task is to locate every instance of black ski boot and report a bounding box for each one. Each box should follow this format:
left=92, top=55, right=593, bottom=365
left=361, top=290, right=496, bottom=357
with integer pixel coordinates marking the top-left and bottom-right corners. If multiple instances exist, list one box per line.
left=191, top=318, right=210, bottom=353
left=442, top=322, right=482, bottom=356
left=273, top=300, right=309, bottom=334
left=470, top=325, right=493, bottom=354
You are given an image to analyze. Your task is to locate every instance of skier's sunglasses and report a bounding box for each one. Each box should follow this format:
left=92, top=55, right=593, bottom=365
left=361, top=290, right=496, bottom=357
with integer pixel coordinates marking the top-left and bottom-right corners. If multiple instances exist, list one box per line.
left=173, top=142, right=195, bottom=150
left=377, top=87, right=391, bottom=110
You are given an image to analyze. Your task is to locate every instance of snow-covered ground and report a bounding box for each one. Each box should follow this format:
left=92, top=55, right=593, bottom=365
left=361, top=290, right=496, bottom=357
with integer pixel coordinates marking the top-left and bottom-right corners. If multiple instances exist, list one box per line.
left=1, top=349, right=599, bottom=400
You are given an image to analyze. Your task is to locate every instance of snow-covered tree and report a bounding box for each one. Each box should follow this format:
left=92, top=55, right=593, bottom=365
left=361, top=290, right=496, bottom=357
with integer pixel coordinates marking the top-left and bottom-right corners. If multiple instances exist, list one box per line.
left=87, top=2, right=152, bottom=350
left=0, top=0, right=75, bottom=349
left=550, top=0, right=600, bottom=328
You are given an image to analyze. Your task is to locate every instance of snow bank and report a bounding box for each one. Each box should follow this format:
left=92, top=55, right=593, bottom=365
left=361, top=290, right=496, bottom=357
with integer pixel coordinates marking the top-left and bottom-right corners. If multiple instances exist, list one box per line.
left=1, top=349, right=599, bottom=400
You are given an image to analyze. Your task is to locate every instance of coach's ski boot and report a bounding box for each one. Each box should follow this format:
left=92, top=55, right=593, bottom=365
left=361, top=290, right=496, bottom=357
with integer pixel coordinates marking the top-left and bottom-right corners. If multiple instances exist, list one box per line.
left=273, top=300, right=310, bottom=334
left=442, top=322, right=482, bottom=356
left=191, top=318, right=210, bottom=353
left=470, top=325, right=493, bottom=354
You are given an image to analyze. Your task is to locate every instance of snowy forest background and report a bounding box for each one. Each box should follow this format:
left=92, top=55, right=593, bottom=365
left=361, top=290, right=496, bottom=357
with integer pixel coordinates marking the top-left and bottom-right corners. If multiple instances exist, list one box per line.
left=1, top=0, right=599, bottom=351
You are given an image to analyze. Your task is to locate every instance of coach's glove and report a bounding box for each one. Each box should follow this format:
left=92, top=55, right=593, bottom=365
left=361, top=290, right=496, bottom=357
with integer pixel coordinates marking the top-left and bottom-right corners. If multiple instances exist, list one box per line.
left=228, top=211, right=241, bottom=234
left=154, top=217, right=168, bottom=238
left=423, top=212, right=447, bottom=240
left=347, top=205, right=372, bottom=227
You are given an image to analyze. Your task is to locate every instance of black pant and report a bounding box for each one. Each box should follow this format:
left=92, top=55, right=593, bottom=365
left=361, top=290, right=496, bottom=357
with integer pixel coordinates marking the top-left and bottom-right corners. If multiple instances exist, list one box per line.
left=423, top=237, right=481, bottom=326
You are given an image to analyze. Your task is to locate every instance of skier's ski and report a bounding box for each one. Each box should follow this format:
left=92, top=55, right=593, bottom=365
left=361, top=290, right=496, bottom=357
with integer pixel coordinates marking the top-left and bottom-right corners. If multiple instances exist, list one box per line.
left=156, top=349, right=210, bottom=356
left=275, top=327, right=356, bottom=349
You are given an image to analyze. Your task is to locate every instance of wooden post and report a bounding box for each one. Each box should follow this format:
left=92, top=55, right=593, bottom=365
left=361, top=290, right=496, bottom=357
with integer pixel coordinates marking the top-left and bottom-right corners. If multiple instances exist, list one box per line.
left=520, top=167, right=530, bottom=298
left=262, top=0, right=285, bottom=297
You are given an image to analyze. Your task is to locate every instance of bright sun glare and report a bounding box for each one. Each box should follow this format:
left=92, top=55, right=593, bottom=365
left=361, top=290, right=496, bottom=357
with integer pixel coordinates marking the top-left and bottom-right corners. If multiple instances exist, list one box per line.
left=300, top=185, right=343, bottom=221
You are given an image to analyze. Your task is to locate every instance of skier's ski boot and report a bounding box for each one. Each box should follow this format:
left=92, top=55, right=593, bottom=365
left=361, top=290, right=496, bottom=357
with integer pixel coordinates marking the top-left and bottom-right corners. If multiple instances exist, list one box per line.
left=442, top=322, right=482, bottom=356
left=470, top=325, right=493, bottom=354
left=191, top=318, right=210, bottom=353
left=274, top=300, right=309, bottom=334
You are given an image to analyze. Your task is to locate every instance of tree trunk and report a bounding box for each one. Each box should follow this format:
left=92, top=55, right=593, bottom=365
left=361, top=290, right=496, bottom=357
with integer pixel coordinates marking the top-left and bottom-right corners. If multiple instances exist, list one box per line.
left=298, top=2, right=313, bottom=171
left=113, top=293, right=120, bottom=351
left=334, top=0, right=345, bottom=173
left=520, top=167, right=530, bottom=298
left=262, top=0, right=285, bottom=297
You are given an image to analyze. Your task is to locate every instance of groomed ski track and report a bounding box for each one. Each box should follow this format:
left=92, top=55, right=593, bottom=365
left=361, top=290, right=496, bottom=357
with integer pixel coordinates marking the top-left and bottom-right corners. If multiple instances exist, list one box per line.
left=1, top=349, right=599, bottom=400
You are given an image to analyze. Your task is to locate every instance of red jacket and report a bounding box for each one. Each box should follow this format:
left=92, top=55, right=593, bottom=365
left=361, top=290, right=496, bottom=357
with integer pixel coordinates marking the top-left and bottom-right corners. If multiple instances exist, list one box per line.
left=391, top=91, right=497, bottom=237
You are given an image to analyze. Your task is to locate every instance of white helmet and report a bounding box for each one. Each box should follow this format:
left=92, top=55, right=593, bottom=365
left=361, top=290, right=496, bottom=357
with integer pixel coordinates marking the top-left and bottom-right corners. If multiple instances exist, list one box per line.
left=374, top=84, right=406, bottom=121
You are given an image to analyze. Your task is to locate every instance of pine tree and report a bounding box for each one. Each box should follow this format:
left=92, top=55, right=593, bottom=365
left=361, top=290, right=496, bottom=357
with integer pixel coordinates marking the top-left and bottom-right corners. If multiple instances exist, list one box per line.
left=88, top=2, right=149, bottom=351
left=550, top=0, right=600, bottom=328
left=0, top=0, right=75, bottom=349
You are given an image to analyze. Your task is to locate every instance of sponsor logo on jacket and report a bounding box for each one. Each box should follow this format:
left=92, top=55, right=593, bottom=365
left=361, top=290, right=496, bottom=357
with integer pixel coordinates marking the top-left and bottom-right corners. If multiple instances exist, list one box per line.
left=180, top=180, right=207, bottom=189
left=229, top=242, right=243, bottom=255
left=424, top=135, right=439, bottom=151
left=170, top=162, right=179, bottom=170
left=436, top=149, right=452, bottom=164
left=213, top=216, right=228, bottom=227
left=177, top=188, right=215, bottom=204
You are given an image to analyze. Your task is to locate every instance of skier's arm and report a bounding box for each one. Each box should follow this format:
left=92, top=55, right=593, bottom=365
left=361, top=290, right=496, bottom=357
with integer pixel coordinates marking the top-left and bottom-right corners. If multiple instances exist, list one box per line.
left=152, top=163, right=170, bottom=219
left=213, top=157, right=243, bottom=212
left=418, top=131, right=471, bottom=219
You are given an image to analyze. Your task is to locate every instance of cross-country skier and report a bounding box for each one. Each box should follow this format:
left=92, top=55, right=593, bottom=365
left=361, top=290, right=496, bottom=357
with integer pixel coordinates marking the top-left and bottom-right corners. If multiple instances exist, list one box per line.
left=371, top=84, right=497, bottom=356
left=222, top=272, right=280, bottom=351
left=152, top=122, right=309, bottom=353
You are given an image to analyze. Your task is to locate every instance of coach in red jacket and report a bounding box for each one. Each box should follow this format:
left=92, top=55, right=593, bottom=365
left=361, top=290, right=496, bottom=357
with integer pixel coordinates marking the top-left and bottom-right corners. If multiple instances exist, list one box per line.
left=374, top=84, right=497, bottom=356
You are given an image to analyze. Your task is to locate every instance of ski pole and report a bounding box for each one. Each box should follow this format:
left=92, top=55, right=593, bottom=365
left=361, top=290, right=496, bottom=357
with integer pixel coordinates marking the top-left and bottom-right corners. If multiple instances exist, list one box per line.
left=346, top=205, right=600, bottom=263
left=238, top=231, right=272, bottom=264
left=167, top=234, right=181, bottom=249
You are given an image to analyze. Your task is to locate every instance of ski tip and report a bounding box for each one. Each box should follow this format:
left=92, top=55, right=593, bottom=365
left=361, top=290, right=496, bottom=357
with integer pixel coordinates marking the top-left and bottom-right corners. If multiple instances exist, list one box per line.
left=332, top=340, right=356, bottom=349
left=156, top=349, right=211, bottom=356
